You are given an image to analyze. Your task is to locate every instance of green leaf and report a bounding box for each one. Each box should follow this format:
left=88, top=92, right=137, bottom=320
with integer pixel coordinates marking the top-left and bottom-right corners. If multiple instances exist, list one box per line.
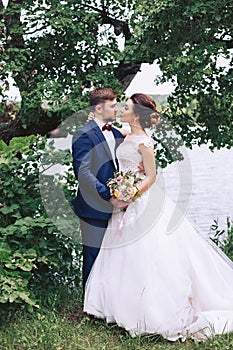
left=0, top=204, right=20, bottom=215
left=0, top=140, right=7, bottom=152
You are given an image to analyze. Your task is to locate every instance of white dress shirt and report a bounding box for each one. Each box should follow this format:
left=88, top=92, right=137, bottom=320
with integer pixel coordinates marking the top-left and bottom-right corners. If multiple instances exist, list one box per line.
left=95, top=118, right=117, bottom=169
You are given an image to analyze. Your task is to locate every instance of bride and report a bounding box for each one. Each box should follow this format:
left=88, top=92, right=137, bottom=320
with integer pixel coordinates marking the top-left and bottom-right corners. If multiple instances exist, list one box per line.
left=83, top=93, right=233, bottom=341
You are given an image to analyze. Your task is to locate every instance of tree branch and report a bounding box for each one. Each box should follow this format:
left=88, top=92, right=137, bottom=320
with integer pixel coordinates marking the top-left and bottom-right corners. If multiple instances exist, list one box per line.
left=0, top=1, right=4, bottom=20
left=0, top=110, right=63, bottom=144
left=80, top=3, right=132, bottom=40
left=215, top=38, right=233, bottom=49
left=4, top=0, right=24, bottom=48
left=114, top=61, right=142, bottom=91
left=101, top=12, right=132, bottom=40
left=0, top=1, right=141, bottom=141
left=25, top=24, right=49, bottom=36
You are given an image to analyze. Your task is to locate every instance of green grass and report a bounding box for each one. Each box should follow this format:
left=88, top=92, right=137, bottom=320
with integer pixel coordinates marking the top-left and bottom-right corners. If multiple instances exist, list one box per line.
left=1, top=307, right=233, bottom=350
left=1, top=216, right=233, bottom=350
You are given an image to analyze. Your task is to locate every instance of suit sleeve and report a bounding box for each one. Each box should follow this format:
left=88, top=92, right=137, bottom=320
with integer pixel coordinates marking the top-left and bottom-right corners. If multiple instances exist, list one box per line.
left=72, top=132, right=111, bottom=201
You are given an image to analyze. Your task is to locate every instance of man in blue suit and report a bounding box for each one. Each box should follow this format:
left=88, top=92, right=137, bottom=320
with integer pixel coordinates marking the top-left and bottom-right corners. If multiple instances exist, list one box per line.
left=72, top=87, right=126, bottom=292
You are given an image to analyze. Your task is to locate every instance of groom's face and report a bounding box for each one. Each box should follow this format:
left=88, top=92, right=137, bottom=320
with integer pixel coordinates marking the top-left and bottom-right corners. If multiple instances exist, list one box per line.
left=100, top=98, right=118, bottom=122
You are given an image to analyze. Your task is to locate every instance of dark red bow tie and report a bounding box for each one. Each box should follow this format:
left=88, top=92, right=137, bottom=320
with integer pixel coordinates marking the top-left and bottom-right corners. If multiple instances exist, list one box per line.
left=102, top=124, right=112, bottom=131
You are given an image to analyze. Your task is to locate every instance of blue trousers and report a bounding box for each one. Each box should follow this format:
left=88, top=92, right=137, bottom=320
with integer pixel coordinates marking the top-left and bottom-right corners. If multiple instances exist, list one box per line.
left=79, top=218, right=108, bottom=293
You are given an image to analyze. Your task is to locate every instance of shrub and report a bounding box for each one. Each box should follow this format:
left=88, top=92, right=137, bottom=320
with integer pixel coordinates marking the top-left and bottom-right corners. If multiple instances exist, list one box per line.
left=0, top=136, right=81, bottom=320
left=210, top=218, right=233, bottom=261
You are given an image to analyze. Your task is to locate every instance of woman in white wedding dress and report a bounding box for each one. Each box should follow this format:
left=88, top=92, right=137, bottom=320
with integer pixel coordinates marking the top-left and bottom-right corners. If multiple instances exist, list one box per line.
left=84, top=93, right=233, bottom=342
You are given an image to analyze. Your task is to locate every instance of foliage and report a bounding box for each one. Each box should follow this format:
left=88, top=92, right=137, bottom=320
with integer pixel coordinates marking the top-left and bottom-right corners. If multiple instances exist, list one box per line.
left=0, top=0, right=232, bottom=150
left=151, top=114, right=185, bottom=168
left=0, top=0, right=130, bottom=141
left=129, top=0, right=233, bottom=149
left=210, top=218, right=233, bottom=261
left=0, top=135, right=82, bottom=320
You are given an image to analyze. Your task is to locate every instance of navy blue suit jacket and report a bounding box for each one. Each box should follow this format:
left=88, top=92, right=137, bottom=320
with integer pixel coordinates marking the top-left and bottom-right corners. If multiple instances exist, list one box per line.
left=72, top=120, right=124, bottom=221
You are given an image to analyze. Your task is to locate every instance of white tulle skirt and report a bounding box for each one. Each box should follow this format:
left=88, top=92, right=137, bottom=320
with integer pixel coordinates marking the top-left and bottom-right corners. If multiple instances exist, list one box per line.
left=84, top=184, right=233, bottom=341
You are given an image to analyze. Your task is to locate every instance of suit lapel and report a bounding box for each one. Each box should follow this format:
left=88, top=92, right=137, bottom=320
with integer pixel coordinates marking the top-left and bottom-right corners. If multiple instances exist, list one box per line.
left=89, top=121, right=124, bottom=170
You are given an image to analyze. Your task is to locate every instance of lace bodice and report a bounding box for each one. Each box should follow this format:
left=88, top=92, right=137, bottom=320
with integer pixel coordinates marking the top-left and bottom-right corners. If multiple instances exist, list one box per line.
left=116, top=134, right=154, bottom=173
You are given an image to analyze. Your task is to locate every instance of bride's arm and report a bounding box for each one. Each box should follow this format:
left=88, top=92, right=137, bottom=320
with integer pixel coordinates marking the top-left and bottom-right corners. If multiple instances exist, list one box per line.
left=137, top=144, right=156, bottom=194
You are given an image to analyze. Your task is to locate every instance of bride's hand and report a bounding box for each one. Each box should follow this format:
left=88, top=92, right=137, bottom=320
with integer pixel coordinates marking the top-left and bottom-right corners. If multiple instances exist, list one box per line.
left=87, top=112, right=95, bottom=122
left=110, top=197, right=131, bottom=208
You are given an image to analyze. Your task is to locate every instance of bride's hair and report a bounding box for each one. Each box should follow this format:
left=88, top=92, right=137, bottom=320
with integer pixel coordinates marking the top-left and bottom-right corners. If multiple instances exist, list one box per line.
left=130, top=93, right=160, bottom=129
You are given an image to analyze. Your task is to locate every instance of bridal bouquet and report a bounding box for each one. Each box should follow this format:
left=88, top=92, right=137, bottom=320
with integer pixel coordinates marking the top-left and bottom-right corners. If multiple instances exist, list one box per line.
left=107, top=170, right=142, bottom=202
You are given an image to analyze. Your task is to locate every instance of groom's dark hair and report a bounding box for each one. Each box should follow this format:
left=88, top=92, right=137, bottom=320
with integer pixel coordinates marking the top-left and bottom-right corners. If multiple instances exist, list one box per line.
left=89, top=87, right=117, bottom=110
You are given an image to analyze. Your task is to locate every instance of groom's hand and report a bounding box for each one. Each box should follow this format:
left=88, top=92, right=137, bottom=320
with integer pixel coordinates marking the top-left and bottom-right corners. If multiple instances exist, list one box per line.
left=138, top=160, right=145, bottom=175
left=110, top=197, right=131, bottom=208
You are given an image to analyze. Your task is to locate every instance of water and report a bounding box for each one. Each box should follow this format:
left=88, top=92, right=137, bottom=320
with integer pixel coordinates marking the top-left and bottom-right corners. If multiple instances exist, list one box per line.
left=160, top=145, right=233, bottom=236
left=51, top=136, right=233, bottom=237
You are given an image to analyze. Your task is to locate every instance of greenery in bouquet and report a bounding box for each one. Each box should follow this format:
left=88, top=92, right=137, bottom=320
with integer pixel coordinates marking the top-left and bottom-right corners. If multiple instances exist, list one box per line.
left=107, top=171, right=142, bottom=202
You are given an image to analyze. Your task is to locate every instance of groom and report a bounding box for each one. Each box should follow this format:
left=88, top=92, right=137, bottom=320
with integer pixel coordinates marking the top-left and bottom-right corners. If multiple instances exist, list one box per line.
left=72, top=87, right=126, bottom=292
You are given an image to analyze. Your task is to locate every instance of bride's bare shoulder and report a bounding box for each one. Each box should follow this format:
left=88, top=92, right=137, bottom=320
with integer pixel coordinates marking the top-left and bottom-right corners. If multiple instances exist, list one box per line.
left=120, top=129, right=130, bottom=137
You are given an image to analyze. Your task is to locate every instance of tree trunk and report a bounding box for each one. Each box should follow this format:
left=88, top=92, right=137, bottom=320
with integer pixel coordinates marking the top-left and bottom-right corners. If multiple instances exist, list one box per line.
left=0, top=111, right=63, bottom=144
left=0, top=60, right=141, bottom=143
